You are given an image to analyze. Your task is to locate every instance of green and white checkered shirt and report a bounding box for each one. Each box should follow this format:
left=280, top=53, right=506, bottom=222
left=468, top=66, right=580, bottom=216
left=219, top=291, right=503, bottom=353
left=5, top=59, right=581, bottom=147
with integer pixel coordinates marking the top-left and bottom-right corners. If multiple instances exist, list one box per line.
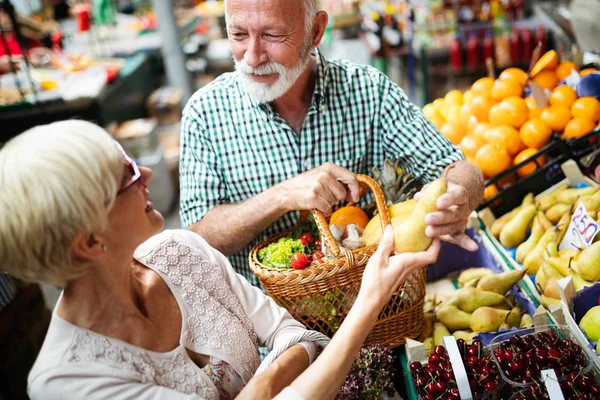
left=180, top=50, right=463, bottom=286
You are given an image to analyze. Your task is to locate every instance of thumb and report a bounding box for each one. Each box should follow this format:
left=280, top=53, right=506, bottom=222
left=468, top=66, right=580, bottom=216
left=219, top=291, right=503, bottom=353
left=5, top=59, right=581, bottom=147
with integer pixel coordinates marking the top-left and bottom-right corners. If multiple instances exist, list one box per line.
left=375, top=225, right=395, bottom=260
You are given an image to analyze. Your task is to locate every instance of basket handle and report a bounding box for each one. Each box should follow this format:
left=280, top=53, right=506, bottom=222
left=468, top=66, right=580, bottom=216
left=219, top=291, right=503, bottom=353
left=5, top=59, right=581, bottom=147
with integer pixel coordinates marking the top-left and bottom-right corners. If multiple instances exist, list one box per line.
left=312, top=174, right=390, bottom=257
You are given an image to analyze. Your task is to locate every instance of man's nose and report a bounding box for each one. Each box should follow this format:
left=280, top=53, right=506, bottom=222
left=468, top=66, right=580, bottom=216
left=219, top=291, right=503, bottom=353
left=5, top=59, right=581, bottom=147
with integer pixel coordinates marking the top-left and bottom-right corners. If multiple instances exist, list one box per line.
left=244, top=37, right=268, bottom=67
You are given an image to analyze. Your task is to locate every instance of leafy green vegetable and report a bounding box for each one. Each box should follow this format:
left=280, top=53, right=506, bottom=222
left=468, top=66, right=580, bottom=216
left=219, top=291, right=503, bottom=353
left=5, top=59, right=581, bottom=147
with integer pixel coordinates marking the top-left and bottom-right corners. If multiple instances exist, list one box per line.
left=258, top=238, right=306, bottom=269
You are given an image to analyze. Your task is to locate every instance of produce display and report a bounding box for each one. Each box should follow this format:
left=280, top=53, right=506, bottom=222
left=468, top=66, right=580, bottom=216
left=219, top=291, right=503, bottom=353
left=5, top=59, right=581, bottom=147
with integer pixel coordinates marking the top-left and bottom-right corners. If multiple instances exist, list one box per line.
left=488, top=184, right=600, bottom=305
left=421, top=50, right=600, bottom=198
left=409, top=341, right=501, bottom=399
left=418, top=268, right=533, bottom=356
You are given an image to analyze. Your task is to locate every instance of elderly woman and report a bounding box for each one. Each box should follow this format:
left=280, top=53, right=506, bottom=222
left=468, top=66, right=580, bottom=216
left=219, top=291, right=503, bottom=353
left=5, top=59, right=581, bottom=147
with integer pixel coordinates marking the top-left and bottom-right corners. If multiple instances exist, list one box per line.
left=0, top=121, right=439, bottom=400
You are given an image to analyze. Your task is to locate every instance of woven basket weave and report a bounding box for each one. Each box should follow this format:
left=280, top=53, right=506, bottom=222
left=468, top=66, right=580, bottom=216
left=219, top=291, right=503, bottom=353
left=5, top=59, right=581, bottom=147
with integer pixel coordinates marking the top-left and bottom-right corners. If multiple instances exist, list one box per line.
left=249, top=175, right=426, bottom=348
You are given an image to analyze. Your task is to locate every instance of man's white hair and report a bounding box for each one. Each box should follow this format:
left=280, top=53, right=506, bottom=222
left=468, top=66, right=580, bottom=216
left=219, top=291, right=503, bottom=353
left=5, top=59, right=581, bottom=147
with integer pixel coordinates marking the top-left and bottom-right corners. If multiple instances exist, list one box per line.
left=225, top=0, right=319, bottom=37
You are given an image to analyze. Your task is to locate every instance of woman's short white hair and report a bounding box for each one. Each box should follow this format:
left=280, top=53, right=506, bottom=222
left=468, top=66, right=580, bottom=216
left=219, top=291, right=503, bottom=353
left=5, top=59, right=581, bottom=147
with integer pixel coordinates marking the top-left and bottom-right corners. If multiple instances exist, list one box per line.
left=0, top=120, right=122, bottom=287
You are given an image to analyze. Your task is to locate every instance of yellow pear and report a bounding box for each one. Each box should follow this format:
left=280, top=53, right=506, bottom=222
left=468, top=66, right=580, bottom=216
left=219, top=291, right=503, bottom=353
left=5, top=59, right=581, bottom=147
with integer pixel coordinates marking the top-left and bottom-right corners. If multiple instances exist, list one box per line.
left=516, top=214, right=545, bottom=263
left=544, top=279, right=561, bottom=300
left=470, top=307, right=511, bottom=332
left=580, top=306, right=600, bottom=342
left=500, top=205, right=537, bottom=249
left=570, top=270, right=594, bottom=291
left=433, top=322, right=450, bottom=347
left=572, top=242, right=600, bottom=281
left=477, top=269, right=526, bottom=295
left=536, top=264, right=547, bottom=291
left=423, top=337, right=433, bottom=356
left=507, top=306, right=523, bottom=327
left=540, top=295, right=561, bottom=307
left=520, top=314, right=533, bottom=329
left=452, top=330, right=477, bottom=343
left=492, top=207, right=521, bottom=238
left=363, top=200, right=417, bottom=246
left=559, top=249, right=580, bottom=259
left=394, top=178, right=447, bottom=253
left=523, top=227, right=558, bottom=274
left=458, top=268, right=494, bottom=287
left=546, top=257, right=572, bottom=276
left=536, top=183, right=569, bottom=211
left=455, top=287, right=507, bottom=313
left=546, top=203, right=571, bottom=224
left=436, top=305, right=472, bottom=332
left=538, top=211, right=554, bottom=230
left=579, top=190, right=600, bottom=212
left=418, top=313, right=435, bottom=341
left=522, top=193, right=535, bottom=206
left=557, top=187, right=598, bottom=205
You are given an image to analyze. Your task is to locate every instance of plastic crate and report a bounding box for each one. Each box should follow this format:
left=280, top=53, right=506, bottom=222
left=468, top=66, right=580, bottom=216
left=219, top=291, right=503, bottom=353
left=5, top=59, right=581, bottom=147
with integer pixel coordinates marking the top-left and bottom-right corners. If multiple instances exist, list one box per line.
left=478, top=141, right=569, bottom=218
left=565, top=127, right=600, bottom=180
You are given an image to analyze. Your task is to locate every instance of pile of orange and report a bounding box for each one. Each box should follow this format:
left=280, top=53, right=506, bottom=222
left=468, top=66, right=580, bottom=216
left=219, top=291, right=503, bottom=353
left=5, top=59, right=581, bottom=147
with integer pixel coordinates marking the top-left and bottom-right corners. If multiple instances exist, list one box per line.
left=421, top=50, right=600, bottom=184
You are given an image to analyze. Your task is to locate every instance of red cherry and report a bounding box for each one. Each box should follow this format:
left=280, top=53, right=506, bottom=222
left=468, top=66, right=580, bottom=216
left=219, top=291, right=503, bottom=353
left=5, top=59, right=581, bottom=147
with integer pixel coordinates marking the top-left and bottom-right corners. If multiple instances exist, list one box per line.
left=485, top=381, right=497, bottom=391
left=434, top=345, right=447, bottom=357
left=425, top=383, right=436, bottom=394
left=409, top=361, right=423, bottom=372
left=548, top=348, right=560, bottom=358
left=422, top=394, right=434, bottom=400
left=428, top=354, right=440, bottom=364
left=443, top=371, right=455, bottom=381
left=434, top=381, right=447, bottom=393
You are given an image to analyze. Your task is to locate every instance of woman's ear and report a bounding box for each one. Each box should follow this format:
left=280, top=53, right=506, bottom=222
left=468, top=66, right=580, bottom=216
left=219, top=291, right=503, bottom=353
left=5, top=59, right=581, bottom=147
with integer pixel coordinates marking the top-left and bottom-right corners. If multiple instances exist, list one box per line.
left=72, top=232, right=107, bottom=261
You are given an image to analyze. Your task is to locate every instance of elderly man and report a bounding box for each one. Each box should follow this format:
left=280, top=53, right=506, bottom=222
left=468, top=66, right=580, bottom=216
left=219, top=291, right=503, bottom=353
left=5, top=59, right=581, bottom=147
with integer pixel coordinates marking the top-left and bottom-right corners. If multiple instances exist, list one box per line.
left=180, top=0, right=484, bottom=286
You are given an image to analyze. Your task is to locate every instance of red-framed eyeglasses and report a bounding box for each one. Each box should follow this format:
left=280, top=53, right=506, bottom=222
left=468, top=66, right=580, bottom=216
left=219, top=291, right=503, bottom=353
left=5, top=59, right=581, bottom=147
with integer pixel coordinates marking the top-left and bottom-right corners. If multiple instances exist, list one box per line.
left=115, top=142, right=145, bottom=196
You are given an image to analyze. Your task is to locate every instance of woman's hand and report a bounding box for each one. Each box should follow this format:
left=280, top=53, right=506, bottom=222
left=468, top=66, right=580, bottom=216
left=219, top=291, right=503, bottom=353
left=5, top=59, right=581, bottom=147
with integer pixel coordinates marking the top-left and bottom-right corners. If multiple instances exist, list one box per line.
left=356, top=225, right=441, bottom=313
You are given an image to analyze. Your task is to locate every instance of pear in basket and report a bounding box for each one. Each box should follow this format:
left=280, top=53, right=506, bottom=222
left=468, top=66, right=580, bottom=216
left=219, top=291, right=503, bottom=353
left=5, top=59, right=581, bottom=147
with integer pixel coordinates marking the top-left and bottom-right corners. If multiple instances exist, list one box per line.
left=393, top=175, right=447, bottom=253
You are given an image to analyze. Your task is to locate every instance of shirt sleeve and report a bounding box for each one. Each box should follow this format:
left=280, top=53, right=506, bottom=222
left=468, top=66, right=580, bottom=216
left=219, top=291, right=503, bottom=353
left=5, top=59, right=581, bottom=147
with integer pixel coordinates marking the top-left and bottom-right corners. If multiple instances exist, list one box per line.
left=179, top=101, right=228, bottom=228
left=29, top=366, right=201, bottom=400
left=379, top=79, right=465, bottom=184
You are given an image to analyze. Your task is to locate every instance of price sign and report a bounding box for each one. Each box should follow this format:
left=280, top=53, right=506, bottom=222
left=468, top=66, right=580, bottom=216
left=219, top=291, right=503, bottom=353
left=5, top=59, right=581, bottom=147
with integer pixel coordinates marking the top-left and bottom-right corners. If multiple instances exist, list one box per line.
left=559, top=202, right=599, bottom=251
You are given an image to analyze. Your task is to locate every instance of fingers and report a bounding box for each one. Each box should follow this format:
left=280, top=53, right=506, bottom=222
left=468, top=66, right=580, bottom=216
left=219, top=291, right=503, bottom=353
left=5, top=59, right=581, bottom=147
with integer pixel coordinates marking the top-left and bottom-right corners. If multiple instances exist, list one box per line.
left=437, top=184, right=468, bottom=210
left=324, top=163, right=360, bottom=202
left=373, top=225, right=395, bottom=261
left=425, top=220, right=467, bottom=238
left=424, top=208, right=461, bottom=226
left=441, top=233, right=479, bottom=252
left=328, top=179, right=348, bottom=203
left=386, top=240, right=441, bottom=288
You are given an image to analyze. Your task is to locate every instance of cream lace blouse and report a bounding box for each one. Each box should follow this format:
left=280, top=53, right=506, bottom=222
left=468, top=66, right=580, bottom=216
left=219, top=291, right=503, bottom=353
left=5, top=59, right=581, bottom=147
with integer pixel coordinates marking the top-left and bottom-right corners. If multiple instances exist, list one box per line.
left=28, top=230, right=329, bottom=399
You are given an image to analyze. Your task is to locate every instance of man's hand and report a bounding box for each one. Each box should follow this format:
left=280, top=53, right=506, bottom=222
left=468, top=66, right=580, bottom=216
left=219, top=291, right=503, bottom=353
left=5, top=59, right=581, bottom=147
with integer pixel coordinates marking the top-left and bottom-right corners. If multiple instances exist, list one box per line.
left=276, top=163, right=360, bottom=214
left=418, top=182, right=478, bottom=252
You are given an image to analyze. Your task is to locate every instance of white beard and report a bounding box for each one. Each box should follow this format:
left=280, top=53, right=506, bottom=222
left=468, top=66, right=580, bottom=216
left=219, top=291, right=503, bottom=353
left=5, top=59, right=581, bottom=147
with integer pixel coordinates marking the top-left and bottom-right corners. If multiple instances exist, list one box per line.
left=234, top=51, right=312, bottom=104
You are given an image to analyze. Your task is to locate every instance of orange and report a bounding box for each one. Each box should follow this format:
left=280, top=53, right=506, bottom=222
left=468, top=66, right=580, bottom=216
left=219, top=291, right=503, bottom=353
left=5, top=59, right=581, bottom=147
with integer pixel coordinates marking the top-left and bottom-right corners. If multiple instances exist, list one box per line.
left=499, top=68, right=528, bottom=86
left=445, top=90, right=464, bottom=106
left=555, top=62, right=580, bottom=81
left=429, top=115, right=445, bottom=130
left=463, top=89, right=474, bottom=105
left=330, top=206, right=369, bottom=229
left=580, top=68, right=599, bottom=77
left=525, top=97, right=543, bottom=119
left=485, top=125, right=524, bottom=156
left=460, top=134, right=486, bottom=160
left=491, top=79, right=523, bottom=101
left=471, top=77, right=495, bottom=96
left=422, top=104, right=441, bottom=120
left=467, top=115, right=479, bottom=135
left=531, top=50, right=559, bottom=77
left=475, top=144, right=512, bottom=178
left=484, top=184, right=499, bottom=200
left=532, top=70, right=559, bottom=91
left=460, top=103, right=473, bottom=127
left=514, top=148, right=547, bottom=178
left=541, top=105, right=572, bottom=131
left=520, top=118, right=553, bottom=148
left=489, top=97, right=529, bottom=129
left=445, top=105, right=463, bottom=126
left=470, top=95, right=494, bottom=123
left=571, top=97, right=600, bottom=122
left=563, top=117, right=596, bottom=139
left=549, top=85, right=578, bottom=108
left=473, top=123, right=492, bottom=142
left=441, top=123, right=467, bottom=145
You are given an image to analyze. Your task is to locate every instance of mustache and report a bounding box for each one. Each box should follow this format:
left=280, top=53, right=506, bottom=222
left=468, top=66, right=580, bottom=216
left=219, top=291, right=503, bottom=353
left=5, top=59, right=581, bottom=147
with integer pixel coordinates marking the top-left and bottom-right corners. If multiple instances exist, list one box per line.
left=234, top=59, right=286, bottom=76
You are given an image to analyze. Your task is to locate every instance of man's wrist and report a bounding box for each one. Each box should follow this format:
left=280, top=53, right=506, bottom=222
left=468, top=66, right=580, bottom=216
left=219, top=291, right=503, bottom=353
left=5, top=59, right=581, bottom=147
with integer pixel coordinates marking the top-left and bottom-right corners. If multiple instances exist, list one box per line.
left=268, top=182, right=292, bottom=214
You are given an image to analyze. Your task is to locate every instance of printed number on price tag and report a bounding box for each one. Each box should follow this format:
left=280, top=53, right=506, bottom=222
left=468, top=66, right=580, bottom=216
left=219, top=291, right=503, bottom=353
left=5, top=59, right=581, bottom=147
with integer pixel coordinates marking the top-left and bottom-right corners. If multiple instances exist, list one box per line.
left=559, top=202, right=599, bottom=251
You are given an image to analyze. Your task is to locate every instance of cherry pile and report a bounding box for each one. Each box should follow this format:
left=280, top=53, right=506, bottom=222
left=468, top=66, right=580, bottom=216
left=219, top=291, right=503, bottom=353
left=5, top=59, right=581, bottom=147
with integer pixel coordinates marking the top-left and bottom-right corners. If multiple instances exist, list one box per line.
left=492, top=331, right=588, bottom=386
left=409, top=340, right=501, bottom=400
left=511, top=372, right=600, bottom=400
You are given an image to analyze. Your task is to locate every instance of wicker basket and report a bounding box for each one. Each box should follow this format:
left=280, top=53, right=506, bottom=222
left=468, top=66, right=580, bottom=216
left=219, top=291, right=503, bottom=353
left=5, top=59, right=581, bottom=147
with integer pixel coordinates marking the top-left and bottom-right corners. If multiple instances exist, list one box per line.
left=249, top=175, right=427, bottom=348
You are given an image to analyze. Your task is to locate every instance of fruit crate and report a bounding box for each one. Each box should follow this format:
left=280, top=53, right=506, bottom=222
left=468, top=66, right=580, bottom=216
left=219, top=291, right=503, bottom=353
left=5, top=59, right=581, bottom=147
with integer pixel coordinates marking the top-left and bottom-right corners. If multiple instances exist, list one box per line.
left=478, top=160, right=599, bottom=300
left=564, top=127, right=600, bottom=181
left=488, top=325, right=599, bottom=398
left=478, top=140, right=569, bottom=218
left=558, top=278, right=600, bottom=371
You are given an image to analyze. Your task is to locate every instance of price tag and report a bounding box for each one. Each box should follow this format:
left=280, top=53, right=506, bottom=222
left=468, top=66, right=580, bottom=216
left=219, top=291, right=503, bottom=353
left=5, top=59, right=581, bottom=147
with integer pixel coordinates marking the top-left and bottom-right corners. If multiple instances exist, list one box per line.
left=541, top=369, right=565, bottom=400
left=559, top=202, right=599, bottom=251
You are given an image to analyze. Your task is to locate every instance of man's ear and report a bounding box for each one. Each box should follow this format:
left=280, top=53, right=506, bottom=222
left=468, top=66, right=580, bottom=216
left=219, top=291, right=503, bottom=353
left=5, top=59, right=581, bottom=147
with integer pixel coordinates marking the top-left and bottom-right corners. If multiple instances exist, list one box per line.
left=311, top=11, right=329, bottom=47
left=72, top=232, right=107, bottom=262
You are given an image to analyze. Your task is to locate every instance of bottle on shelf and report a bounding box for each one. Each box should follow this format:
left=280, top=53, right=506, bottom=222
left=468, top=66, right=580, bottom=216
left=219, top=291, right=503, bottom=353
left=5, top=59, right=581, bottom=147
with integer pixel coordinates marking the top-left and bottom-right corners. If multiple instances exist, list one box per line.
left=510, top=26, right=520, bottom=67
left=521, top=26, right=533, bottom=64
left=483, top=29, right=494, bottom=65
left=494, top=25, right=512, bottom=68
left=450, top=35, right=462, bottom=70
left=467, top=33, right=480, bottom=69
left=535, top=25, right=547, bottom=54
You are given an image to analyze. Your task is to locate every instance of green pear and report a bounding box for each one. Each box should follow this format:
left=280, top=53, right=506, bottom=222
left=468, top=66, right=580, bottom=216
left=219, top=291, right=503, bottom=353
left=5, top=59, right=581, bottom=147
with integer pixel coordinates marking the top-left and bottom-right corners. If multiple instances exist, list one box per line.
left=458, top=268, right=494, bottom=287
left=470, top=307, right=510, bottom=332
left=433, top=322, right=450, bottom=347
left=546, top=203, right=571, bottom=224
left=500, top=205, right=538, bottom=249
left=492, top=207, right=521, bottom=238
left=477, top=269, right=526, bottom=295
left=596, top=340, right=600, bottom=355
left=536, top=183, right=569, bottom=211
left=557, top=187, right=598, bottom=205
left=463, top=278, right=481, bottom=288
left=435, top=305, right=472, bottom=332
left=572, top=242, right=600, bottom=282
left=579, top=190, right=600, bottom=212
left=580, top=306, right=600, bottom=342
left=570, top=269, right=594, bottom=291
left=523, top=227, right=558, bottom=274
left=455, top=287, right=507, bottom=313
left=394, top=177, right=447, bottom=253
left=452, top=330, right=476, bottom=343
left=418, top=313, right=435, bottom=341
left=520, top=314, right=533, bottom=329
left=507, top=306, right=522, bottom=327
left=516, top=214, right=545, bottom=263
